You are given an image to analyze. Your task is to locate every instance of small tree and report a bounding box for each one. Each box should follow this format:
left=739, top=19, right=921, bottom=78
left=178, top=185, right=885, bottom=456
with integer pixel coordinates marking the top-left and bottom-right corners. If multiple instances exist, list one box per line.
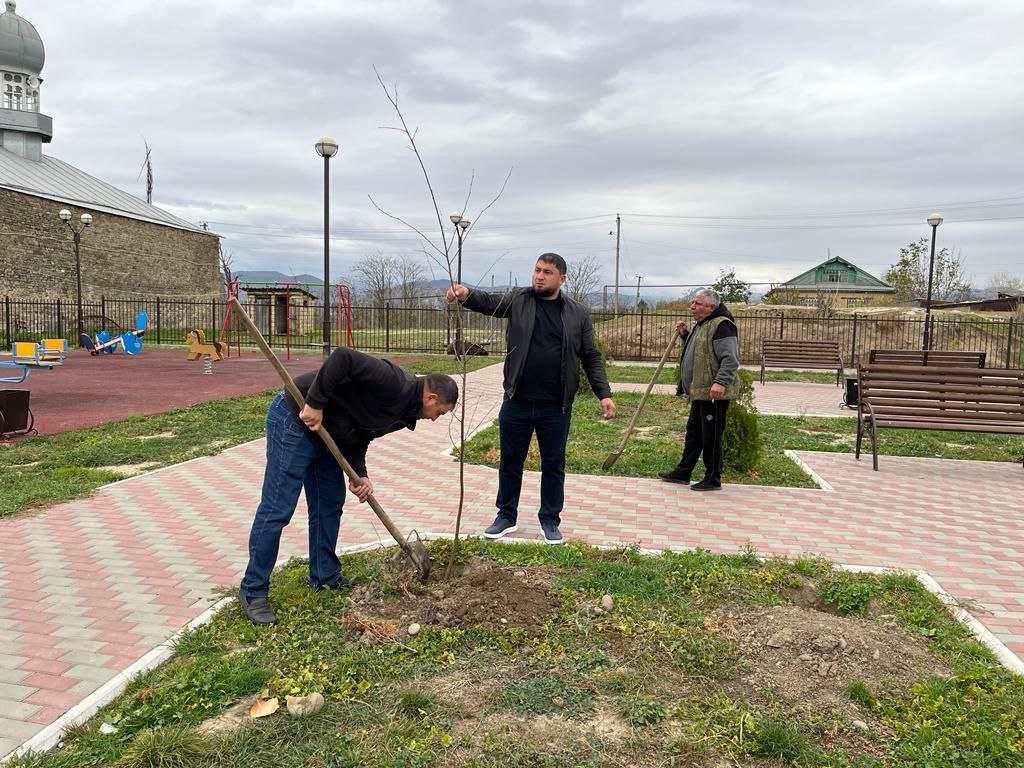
left=353, top=252, right=399, bottom=311
left=883, top=238, right=972, bottom=302
left=987, top=272, right=1024, bottom=295
left=712, top=267, right=751, bottom=303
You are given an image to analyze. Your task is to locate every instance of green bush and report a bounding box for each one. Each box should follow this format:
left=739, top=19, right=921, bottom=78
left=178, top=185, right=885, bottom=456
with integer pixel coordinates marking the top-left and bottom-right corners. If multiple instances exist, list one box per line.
left=723, top=369, right=761, bottom=472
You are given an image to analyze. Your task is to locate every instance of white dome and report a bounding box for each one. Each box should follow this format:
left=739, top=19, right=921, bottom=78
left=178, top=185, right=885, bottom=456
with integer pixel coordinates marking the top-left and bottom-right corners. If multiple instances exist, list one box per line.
left=0, top=2, right=45, bottom=74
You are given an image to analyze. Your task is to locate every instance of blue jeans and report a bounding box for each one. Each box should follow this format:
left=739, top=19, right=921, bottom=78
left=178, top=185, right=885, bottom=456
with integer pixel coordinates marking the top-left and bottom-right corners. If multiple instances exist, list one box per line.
left=240, top=394, right=347, bottom=597
left=495, top=397, right=572, bottom=526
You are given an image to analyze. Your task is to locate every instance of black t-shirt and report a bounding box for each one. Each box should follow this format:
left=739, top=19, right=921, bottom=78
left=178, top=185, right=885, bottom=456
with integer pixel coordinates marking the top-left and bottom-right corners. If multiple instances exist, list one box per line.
left=516, top=295, right=564, bottom=403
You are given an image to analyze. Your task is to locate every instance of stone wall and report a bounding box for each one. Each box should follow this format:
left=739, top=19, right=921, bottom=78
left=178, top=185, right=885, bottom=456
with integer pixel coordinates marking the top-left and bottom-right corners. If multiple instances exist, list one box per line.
left=0, top=187, right=221, bottom=301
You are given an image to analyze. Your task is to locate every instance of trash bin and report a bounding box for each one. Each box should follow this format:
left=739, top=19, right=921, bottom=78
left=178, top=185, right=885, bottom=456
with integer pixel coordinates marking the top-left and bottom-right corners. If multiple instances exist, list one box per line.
left=843, top=377, right=859, bottom=408
left=0, top=389, right=33, bottom=438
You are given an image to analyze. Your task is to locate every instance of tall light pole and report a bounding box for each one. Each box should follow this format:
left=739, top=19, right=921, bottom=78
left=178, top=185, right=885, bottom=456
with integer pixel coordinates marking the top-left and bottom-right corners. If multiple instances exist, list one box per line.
left=449, top=212, right=471, bottom=350
left=315, top=136, right=340, bottom=359
left=58, top=208, right=93, bottom=344
left=923, top=212, right=943, bottom=351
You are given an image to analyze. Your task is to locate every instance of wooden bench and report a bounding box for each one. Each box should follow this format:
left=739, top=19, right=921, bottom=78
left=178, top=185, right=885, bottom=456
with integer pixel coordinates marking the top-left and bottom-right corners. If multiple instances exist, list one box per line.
left=868, top=349, right=986, bottom=368
left=856, top=364, right=1024, bottom=470
left=760, top=339, right=844, bottom=386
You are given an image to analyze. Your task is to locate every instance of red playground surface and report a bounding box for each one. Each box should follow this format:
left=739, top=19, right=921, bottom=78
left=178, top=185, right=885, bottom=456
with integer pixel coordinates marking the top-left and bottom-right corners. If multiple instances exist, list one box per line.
left=1, top=347, right=414, bottom=438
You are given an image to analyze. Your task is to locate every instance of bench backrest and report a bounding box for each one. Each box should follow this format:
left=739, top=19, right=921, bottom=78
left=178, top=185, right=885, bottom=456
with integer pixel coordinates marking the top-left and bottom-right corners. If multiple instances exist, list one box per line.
left=858, top=364, right=1024, bottom=424
left=868, top=349, right=985, bottom=368
left=762, top=338, right=842, bottom=364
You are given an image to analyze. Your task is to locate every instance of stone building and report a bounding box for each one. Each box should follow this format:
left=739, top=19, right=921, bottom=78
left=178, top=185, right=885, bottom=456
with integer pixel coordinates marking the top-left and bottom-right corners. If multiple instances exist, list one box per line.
left=0, top=1, right=220, bottom=302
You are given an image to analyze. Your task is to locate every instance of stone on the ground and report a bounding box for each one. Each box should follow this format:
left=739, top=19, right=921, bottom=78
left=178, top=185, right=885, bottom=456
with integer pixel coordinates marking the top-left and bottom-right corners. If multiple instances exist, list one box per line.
left=600, top=594, right=615, bottom=612
left=286, top=692, right=325, bottom=717
left=408, top=622, right=421, bottom=636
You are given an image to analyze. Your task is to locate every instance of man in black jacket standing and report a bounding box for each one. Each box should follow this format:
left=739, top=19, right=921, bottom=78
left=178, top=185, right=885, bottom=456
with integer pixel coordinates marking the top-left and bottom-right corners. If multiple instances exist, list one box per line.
left=447, top=253, right=616, bottom=544
left=238, top=348, right=458, bottom=625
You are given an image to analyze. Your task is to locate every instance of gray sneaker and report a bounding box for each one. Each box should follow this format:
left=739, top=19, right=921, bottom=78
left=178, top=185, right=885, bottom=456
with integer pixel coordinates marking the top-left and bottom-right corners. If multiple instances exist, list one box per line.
left=239, top=590, right=277, bottom=625
left=541, top=521, right=564, bottom=545
left=484, top=517, right=518, bottom=539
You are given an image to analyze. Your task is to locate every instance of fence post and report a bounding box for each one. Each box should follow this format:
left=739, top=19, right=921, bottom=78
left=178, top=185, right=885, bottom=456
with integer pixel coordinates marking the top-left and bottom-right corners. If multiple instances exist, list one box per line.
left=4, top=296, right=10, bottom=347
left=156, top=297, right=161, bottom=345
left=638, top=307, right=645, bottom=359
left=778, top=310, right=785, bottom=339
left=101, top=295, right=106, bottom=325
left=56, top=298, right=63, bottom=339
left=385, top=302, right=391, bottom=353
left=850, top=313, right=858, bottom=367
left=211, top=299, right=217, bottom=340
left=1007, top=318, right=1015, bottom=368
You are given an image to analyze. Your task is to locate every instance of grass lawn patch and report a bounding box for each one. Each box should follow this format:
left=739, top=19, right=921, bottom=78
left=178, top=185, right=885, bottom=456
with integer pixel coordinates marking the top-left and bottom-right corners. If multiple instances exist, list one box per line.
left=604, top=365, right=842, bottom=386
left=12, top=541, right=1023, bottom=768
left=457, top=393, right=1022, bottom=488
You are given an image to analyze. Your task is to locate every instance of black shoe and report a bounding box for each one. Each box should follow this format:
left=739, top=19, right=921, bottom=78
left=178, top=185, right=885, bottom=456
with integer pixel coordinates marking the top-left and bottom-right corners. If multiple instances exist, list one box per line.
left=657, top=469, right=690, bottom=485
left=691, top=480, right=722, bottom=492
left=239, top=590, right=277, bottom=625
left=484, top=517, right=518, bottom=539
left=314, top=574, right=352, bottom=591
left=540, top=521, right=564, bottom=545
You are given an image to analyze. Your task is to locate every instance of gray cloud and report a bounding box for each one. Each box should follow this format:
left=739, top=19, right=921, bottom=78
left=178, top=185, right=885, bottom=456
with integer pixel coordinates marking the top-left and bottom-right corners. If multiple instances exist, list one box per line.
left=19, top=0, right=1024, bottom=295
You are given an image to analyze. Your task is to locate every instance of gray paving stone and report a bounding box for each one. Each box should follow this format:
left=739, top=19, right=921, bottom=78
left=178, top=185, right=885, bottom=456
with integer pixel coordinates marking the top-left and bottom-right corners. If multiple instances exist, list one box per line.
left=59, top=649, right=113, bottom=667
left=0, top=717, right=44, bottom=739
left=0, top=654, right=29, bottom=670
left=0, top=683, right=35, bottom=702
left=0, top=700, right=40, bottom=720
left=51, top=627, right=98, bottom=641
left=0, top=668, right=29, bottom=685
left=55, top=638, right=107, bottom=654
left=69, top=678, right=104, bottom=697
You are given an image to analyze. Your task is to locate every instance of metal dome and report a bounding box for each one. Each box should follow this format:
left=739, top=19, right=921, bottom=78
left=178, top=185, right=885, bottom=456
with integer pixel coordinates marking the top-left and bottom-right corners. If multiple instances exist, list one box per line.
left=0, top=2, right=45, bottom=74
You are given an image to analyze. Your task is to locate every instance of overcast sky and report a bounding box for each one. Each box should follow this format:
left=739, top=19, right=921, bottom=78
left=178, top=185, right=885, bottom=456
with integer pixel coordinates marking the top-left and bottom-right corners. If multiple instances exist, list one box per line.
left=26, top=0, right=1024, bottom=298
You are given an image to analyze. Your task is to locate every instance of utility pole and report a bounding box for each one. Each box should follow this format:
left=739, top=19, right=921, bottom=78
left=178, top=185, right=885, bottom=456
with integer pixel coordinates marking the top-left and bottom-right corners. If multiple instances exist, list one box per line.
left=635, top=275, right=642, bottom=309
left=614, top=213, right=621, bottom=316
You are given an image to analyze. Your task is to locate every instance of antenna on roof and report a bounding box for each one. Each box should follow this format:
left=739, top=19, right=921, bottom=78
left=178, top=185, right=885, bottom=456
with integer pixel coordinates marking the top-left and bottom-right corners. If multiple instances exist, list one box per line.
left=136, top=139, right=154, bottom=204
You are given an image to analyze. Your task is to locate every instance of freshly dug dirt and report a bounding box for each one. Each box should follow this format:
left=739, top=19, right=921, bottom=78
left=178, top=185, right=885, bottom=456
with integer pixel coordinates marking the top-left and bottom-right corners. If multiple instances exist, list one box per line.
left=347, top=557, right=561, bottom=632
left=714, top=604, right=950, bottom=721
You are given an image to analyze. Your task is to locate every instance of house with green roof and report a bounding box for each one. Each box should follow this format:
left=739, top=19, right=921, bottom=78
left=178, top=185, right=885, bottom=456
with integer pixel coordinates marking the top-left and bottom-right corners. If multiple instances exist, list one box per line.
left=764, top=256, right=895, bottom=307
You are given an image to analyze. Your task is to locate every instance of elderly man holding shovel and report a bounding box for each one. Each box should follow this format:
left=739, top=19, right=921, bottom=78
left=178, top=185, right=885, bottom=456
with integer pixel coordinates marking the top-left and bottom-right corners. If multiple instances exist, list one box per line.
left=239, top=348, right=458, bottom=625
left=658, top=287, right=740, bottom=491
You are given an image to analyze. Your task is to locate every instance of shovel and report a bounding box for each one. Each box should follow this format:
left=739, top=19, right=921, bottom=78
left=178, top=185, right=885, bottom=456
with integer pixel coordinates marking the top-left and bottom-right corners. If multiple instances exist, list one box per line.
left=229, top=297, right=432, bottom=581
left=602, top=333, right=679, bottom=470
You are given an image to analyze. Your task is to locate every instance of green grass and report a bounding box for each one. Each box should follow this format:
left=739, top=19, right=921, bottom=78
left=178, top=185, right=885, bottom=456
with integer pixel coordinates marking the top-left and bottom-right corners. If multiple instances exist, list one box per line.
left=10, top=542, right=1023, bottom=768
left=457, top=392, right=1023, bottom=488
left=604, top=364, right=840, bottom=385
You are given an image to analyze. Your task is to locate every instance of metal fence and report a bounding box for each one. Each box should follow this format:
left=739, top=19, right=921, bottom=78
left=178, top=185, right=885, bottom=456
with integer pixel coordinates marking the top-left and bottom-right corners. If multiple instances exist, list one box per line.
left=3, top=296, right=1022, bottom=368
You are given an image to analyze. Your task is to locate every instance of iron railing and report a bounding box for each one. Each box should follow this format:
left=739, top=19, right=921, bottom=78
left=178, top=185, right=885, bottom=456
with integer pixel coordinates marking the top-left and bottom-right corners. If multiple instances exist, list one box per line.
left=3, top=296, right=1022, bottom=368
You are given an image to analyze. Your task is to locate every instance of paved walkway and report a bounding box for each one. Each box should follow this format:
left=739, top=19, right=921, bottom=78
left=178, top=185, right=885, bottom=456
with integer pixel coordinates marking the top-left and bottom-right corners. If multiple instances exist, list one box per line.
left=1, top=366, right=1022, bottom=758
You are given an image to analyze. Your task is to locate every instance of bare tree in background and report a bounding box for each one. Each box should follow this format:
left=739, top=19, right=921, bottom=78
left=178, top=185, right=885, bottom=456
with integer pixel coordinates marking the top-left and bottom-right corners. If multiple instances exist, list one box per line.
left=218, top=241, right=234, bottom=286
left=987, top=271, right=1024, bottom=295
left=565, top=254, right=604, bottom=306
left=353, top=252, right=399, bottom=311
left=396, top=255, right=429, bottom=305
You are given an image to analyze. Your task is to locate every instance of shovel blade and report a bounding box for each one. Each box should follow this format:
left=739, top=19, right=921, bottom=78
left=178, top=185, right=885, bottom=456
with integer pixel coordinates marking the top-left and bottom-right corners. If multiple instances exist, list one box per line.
left=602, top=450, right=622, bottom=471
left=406, top=532, right=432, bottom=582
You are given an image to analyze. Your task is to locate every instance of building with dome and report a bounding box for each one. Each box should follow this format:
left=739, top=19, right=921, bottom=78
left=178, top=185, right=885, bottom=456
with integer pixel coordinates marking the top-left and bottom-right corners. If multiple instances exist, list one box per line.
left=0, top=1, right=220, bottom=303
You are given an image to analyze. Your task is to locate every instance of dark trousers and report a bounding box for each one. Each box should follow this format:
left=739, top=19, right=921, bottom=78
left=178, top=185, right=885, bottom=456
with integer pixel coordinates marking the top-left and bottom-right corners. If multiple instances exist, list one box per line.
left=496, top=397, right=572, bottom=526
left=240, top=394, right=347, bottom=597
left=675, top=399, right=730, bottom=484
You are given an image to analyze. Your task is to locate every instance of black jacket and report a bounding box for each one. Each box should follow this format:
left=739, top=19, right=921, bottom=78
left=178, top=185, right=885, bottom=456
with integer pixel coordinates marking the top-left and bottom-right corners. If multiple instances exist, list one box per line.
left=283, top=348, right=422, bottom=477
left=461, top=287, right=612, bottom=409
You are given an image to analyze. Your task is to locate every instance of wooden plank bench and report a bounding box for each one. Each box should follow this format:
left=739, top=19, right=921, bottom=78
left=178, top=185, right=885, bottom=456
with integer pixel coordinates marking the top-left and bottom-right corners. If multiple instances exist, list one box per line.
left=760, top=338, right=844, bottom=386
left=856, top=364, right=1024, bottom=470
left=869, top=349, right=986, bottom=368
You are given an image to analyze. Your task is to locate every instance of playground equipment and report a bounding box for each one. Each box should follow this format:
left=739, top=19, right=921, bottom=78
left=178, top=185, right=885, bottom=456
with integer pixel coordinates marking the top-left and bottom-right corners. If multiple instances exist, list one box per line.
left=186, top=329, right=226, bottom=361
left=81, top=312, right=147, bottom=355
left=12, top=342, right=61, bottom=368
left=39, top=338, right=69, bottom=363
left=0, top=361, right=30, bottom=383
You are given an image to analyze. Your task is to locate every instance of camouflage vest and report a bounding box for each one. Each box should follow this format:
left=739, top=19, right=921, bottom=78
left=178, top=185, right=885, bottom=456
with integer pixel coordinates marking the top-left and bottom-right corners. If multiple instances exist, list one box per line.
left=687, top=316, right=740, bottom=401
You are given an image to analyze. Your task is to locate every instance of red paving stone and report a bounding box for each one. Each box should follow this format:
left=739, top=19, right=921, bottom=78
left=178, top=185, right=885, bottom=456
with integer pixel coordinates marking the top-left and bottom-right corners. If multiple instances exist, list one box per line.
left=0, top=363, right=1022, bottom=758
left=0, top=347, right=418, bottom=438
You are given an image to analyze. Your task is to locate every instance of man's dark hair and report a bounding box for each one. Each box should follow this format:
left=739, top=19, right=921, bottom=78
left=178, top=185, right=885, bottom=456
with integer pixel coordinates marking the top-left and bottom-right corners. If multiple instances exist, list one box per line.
left=538, top=252, right=568, bottom=275
left=424, top=373, right=459, bottom=405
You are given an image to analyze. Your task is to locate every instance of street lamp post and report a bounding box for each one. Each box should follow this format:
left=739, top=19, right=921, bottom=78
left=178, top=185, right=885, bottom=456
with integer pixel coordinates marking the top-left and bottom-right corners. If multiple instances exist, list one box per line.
left=922, top=212, right=943, bottom=351
left=315, top=136, right=340, bottom=359
left=449, top=212, right=471, bottom=352
left=58, top=208, right=93, bottom=344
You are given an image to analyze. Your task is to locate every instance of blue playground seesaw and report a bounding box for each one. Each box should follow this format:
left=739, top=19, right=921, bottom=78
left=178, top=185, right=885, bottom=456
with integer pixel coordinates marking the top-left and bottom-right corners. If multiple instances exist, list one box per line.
left=81, top=311, right=148, bottom=356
